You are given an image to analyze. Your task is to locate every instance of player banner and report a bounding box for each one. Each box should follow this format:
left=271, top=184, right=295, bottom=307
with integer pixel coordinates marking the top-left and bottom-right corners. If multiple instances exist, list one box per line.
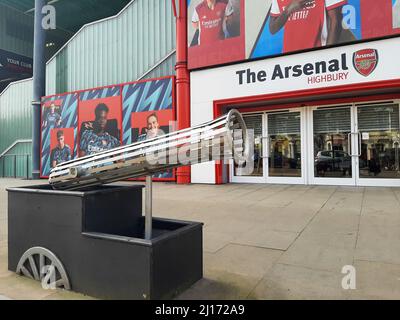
left=122, top=78, right=175, bottom=180
left=78, top=86, right=123, bottom=158
left=187, top=0, right=400, bottom=70
left=40, top=93, right=78, bottom=177
left=40, top=76, right=176, bottom=181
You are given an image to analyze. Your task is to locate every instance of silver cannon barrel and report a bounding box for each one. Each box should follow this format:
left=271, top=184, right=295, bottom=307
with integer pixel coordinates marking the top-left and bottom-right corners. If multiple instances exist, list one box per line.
left=49, top=109, right=250, bottom=190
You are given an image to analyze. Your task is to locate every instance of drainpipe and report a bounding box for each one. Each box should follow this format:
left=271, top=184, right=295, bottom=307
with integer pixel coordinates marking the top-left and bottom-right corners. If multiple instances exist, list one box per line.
left=173, top=0, right=191, bottom=184
left=32, top=0, right=46, bottom=179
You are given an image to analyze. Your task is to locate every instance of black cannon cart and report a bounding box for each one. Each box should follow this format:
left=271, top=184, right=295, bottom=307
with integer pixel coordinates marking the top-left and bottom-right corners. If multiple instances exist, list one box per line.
left=7, top=184, right=203, bottom=300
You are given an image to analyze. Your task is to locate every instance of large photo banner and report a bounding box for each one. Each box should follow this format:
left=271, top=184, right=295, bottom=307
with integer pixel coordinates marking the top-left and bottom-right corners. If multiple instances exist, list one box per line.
left=188, top=0, right=400, bottom=70
left=78, top=86, right=122, bottom=157
left=188, top=0, right=245, bottom=69
left=40, top=93, right=78, bottom=177
left=122, top=77, right=175, bottom=180
left=40, top=77, right=176, bottom=181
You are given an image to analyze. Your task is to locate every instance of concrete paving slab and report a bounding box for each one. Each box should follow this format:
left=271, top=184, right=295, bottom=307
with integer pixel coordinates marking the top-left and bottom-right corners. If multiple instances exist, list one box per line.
left=304, top=211, right=360, bottom=235
left=297, top=229, right=358, bottom=249
left=231, top=185, right=290, bottom=205
left=348, top=260, right=400, bottom=300
left=43, top=290, right=96, bottom=300
left=0, top=274, right=57, bottom=300
left=355, top=215, right=400, bottom=265
left=249, top=263, right=349, bottom=300
left=0, top=224, right=5, bottom=238
left=205, top=244, right=283, bottom=279
left=243, top=206, right=317, bottom=233
left=0, top=245, right=11, bottom=277
left=337, top=186, right=365, bottom=193
left=317, top=191, right=364, bottom=215
left=1, top=178, right=400, bottom=299
left=204, top=218, right=257, bottom=238
left=177, top=269, right=260, bottom=300
left=246, top=186, right=315, bottom=208
left=232, top=226, right=299, bottom=251
left=361, top=188, right=400, bottom=217
left=203, top=230, right=236, bottom=253
left=278, top=233, right=356, bottom=273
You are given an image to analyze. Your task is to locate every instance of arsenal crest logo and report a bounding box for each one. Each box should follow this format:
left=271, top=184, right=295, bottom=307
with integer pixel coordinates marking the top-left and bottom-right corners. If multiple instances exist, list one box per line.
left=353, top=49, right=378, bottom=77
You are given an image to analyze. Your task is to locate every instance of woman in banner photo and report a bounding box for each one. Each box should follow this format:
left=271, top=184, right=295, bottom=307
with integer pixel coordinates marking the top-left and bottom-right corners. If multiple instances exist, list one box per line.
left=50, top=130, right=71, bottom=168
left=191, top=0, right=235, bottom=46
left=137, top=113, right=165, bottom=142
left=137, top=113, right=171, bottom=179
left=79, top=103, right=121, bottom=157
left=269, top=0, right=347, bottom=53
left=394, top=0, right=400, bottom=29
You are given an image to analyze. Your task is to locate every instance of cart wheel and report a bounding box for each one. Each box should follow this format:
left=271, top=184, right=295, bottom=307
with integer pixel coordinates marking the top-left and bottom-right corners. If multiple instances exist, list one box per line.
left=16, top=247, right=70, bottom=290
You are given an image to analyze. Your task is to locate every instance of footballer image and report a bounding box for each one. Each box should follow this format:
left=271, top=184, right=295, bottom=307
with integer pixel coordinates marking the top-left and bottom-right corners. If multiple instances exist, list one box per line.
left=269, top=0, right=346, bottom=52
left=79, top=103, right=121, bottom=157
left=50, top=130, right=72, bottom=168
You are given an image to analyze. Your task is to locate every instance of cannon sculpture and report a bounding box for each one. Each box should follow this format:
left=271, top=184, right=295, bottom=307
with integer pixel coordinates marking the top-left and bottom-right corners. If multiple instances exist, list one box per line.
left=7, top=109, right=250, bottom=299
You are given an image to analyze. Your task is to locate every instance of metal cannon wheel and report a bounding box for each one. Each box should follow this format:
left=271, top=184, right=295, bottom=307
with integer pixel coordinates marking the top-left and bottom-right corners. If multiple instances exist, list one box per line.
left=16, top=247, right=70, bottom=290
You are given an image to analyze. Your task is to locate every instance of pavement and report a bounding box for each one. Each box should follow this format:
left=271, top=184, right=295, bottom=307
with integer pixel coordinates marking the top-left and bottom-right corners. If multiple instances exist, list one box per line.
left=1, top=178, right=400, bottom=300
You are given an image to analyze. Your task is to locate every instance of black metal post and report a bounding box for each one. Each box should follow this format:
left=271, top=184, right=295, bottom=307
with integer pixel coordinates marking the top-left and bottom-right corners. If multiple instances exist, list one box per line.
left=14, top=156, right=17, bottom=178
left=145, top=175, right=153, bottom=240
left=32, top=0, right=46, bottom=179
left=26, top=155, right=29, bottom=180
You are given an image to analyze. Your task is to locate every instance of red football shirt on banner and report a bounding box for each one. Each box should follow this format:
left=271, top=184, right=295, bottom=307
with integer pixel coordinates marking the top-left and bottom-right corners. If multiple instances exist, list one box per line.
left=192, top=0, right=234, bottom=46
left=270, top=0, right=347, bottom=53
left=360, top=0, right=397, bottom=38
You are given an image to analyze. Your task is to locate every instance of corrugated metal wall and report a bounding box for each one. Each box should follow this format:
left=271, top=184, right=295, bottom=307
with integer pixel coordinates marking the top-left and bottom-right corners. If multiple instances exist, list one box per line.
left=0, top=4, right=33, bottom=57
left=46, top=0, right=176, bottom=95
left=0, top=78, right=33, bottom=178
left=1, top=0, right=176, bottom=178
left=0, top=142, right=32, bottom=178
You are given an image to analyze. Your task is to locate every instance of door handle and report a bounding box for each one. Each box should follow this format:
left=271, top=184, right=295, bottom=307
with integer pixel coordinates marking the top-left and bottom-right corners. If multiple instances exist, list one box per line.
left=348, top=132, right=361, bottom=157
left=261, top=136, right=269, bottom=159
left=357, top=132, right=362, bottom=157
left=347, top=133, right=352, bottom=157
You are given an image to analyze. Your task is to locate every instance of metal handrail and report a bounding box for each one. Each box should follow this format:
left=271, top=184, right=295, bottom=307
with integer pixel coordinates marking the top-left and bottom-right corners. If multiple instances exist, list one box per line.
left=0, top=139, right=32, bottom=158
left=0, top=140, right=32, bottom=179
left=0, top=154, right=31, bottom=179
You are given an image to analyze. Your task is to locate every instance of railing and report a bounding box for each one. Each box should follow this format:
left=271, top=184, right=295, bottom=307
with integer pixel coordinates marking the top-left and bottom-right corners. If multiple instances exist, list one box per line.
left=0, top=154, right=32, bottom=179
left=0, top=154, right=31, bottom=179
left=0, top=140, right=32, bottom=179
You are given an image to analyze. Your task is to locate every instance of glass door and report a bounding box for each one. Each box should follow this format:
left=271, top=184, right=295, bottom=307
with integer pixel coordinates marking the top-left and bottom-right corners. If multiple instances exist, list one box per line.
left=309, top=105, right=357, bottom=186
left=231, top=113, right=265, bottom=183
left=232, top=101, right=400, bottom=186
left=231, top=109, right=305, bottom=184
left=356, top=102, right=400, bottom=186
left=265, top=110, right=305, bottom=184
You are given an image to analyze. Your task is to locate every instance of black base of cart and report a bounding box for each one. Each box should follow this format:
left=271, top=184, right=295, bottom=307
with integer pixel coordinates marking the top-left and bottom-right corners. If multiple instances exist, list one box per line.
left=7, top=185, right=203, bottom=300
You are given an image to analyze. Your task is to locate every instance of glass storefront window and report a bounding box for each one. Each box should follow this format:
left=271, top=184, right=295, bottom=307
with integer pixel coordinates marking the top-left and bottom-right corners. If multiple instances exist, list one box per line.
left=313, top=107, right=352, bottom=178
left=358, top=104, right=400, bottom=179
left=234, top=114, right=263, bottom=177
left=268, top=112, right=301, bottom=177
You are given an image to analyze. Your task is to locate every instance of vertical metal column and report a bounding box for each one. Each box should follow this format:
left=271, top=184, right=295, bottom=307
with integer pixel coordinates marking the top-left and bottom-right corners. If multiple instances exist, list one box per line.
left=174, top=0, right=191, bottom=184
left=14, top=156, right=17, bottom=178
left=32, top=0, right=46, bottom=179
left=26, top=155, right=29, bottom=180
left=145, top=175, right=153, bottom=240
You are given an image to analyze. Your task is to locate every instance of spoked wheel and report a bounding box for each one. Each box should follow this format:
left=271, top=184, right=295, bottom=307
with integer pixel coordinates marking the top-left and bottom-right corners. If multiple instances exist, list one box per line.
left=16, top=247, right=70, bottom=290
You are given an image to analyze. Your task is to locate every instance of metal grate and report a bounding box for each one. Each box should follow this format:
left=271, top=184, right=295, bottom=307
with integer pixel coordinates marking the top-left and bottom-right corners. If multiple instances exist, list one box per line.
left=313, top=108, right=351, bottom=134
left=243, top=114, right=263, bottom=136
left=358, top=104, right=400, bottom=132
left=268, top=112, right=300, bottom=135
